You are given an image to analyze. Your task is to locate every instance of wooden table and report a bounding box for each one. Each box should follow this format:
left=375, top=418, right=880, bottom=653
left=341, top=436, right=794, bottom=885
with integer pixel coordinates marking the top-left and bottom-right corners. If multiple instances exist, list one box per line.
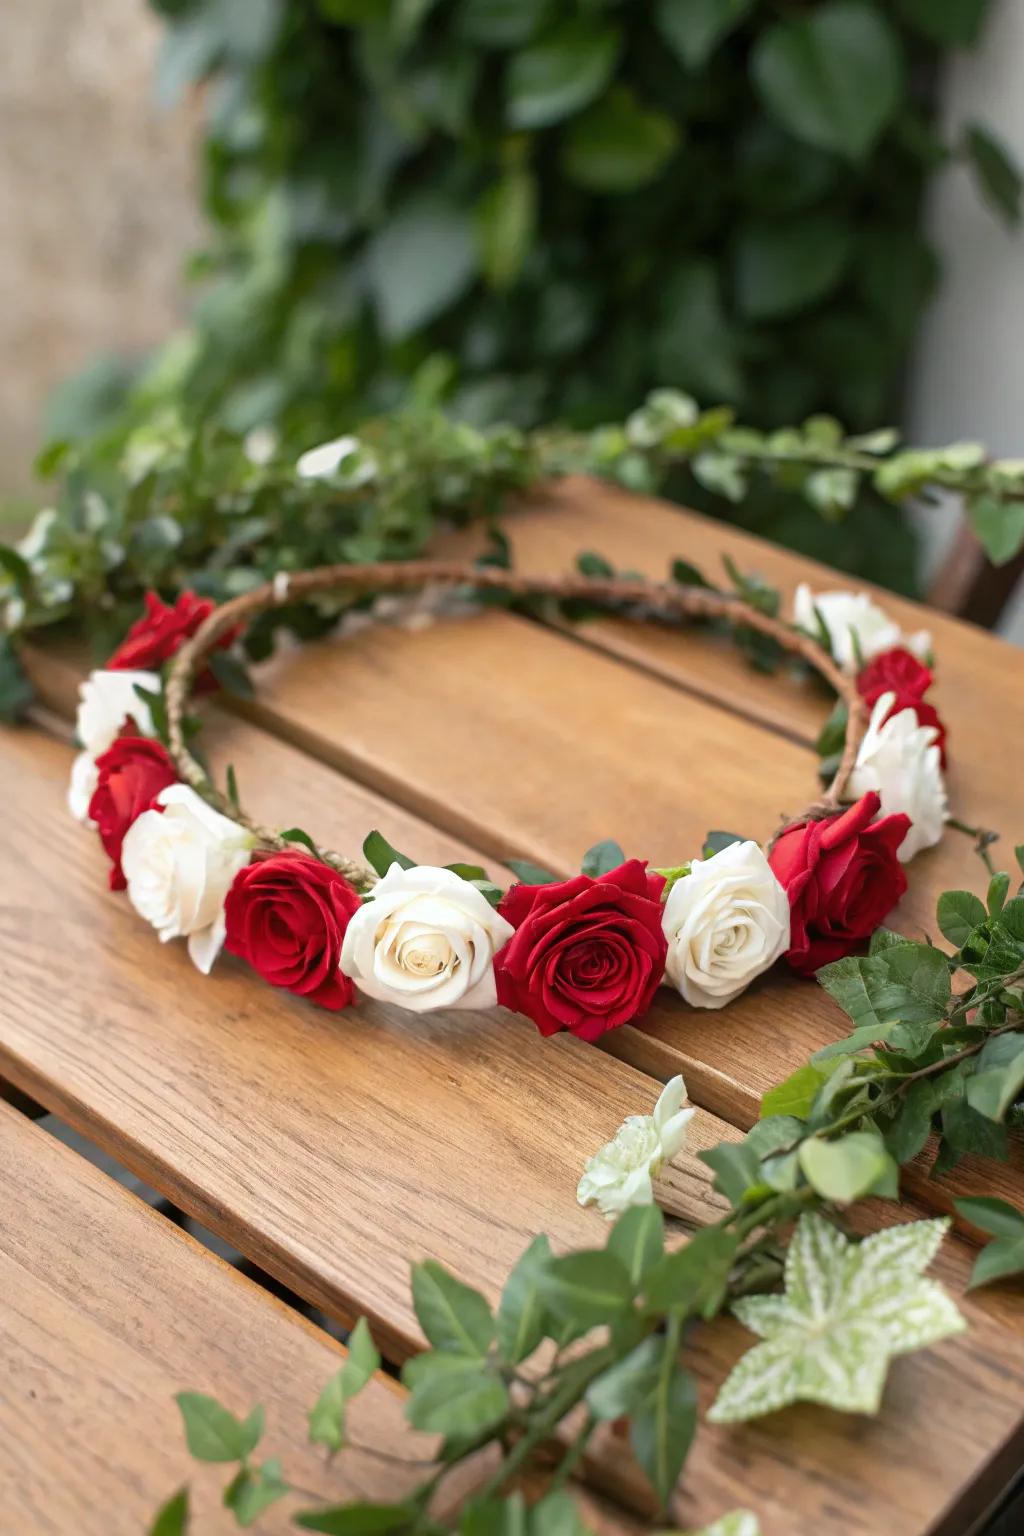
left=3, top=480, right=1024, bottom=1534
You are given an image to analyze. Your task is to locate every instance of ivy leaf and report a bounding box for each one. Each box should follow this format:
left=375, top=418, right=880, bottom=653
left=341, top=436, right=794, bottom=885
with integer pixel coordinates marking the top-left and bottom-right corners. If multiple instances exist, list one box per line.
left=937, top=890, right=987, bottom=948
left=362, top=830, right=416, bottom=877
left=476, top=170, right=537, bottom=289
left=581, top=838, right=626, bottom=877
left=506, top=858, right=558, bottom=885
left=223, top=1459, right=290, bottom=1527
left=562, top=87, right=679, bottom=194
left=964, top=123, right=1022, bottom=228
left=655, top=0, right=753, bottom=69
left=629, top=1340, right=698, bottom=1506
left=411, top=1261, right=495, bottom=1357
left=0, top=636, right=33, bottom=723
left=734, top=213, right=852, bottom=321
left=308, top=1318, right=381, bottom=1452
left=495, top=1234, right=553, bottom=1365
left=365, top=193, right=476, bottom=340
left=175, top=1394, right=263, bottom=1463
left=697, top=1142, right=762, bottom=1206
left=537, top=1250, right=634, bottom=1326
left=966, top=494, right=1024, bottom=565
left=606, top=1204, right=665, bottom=1285
left=150, top=1488, right=189, bottom=1536
left=965, top=1033, right=1024, bottom=1121
left=760, top=1064, right=828, bottom=1121
left=506, top=18, right=621, bottom=130
left=798, top=1130, right=896, bottom=1203
left=752, top=2, right=902, bottom=162
left=708, top=1214, right=964, bottom=1422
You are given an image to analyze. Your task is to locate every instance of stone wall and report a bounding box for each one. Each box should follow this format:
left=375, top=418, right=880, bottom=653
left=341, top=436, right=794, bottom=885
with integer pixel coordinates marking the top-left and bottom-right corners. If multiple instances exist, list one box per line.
left=0, top=1, right=197, bottom=492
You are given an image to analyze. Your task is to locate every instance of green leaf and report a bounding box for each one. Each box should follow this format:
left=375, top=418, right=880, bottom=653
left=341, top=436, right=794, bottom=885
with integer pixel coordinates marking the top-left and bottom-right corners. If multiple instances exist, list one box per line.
left=506, top=18, right=621, bottom=130
left=295, top=1503, right=416, bottom=1533
left=362, top=830, right=416, bottom=877
left=954, top=1195, right=1024, bottom=1239
left=411, top=1260, right=495, bottom=1357
left=816, top=944, right=951, bottom=1050
left=495, top=1234, right=553, bottom=1365
left=0, top=541, right=34, bottom=594
left=655, top=0, right=753, bottom=69
left=175, top=1394, right=263, bottom=1463
left=528, top=1490, right=594, bottom=1536
left=150, top=1488, right=190, bottom=1536
left=937, top=890, right=987, bottom=948
left=562, top=87, right=678, bottom=194
left=697, top=1142, right=761, bottom=1206
left=607, top=1205, right=665, bottom=1285
left=798, top=1131, right=896, bottom=1203
left=537, top=1249, right=634, bottom=1326
left=586, top=1333, right=663, bottom=1420
left=967, top=495, right=1024, bottom=565
left=709, top=1214, right=963, bottom=1422
left=936, top=1095, right=1009, bottom=1174
left=752, top=2, right=902, bottom=161
left=896, top=0, right=992, bottom=47
left=365, top=193, right=476, bottom=340
left=644, top=1228, right=740, bottom=1318
left=506, top=858, right=558, bottom=885
left=0, top=636, right=33, bottom=723
left=405, top=1355, right=509, bottom=1437
left=990, top=871, right=1011, bottom=916
left=964, top=123, right=1022, bottom=228
left=207, top=650, right=254, bottom=698
left=223, top=1459, right=290, bottom=1527
left=702, top=830, right=746, bottom=858
left=965, top=1035, right=1024, bottom=1121
left=761, top=1064, right=828, bottom=1122
left=458, top=0, right=552, bottom=49
left=581, top=838, right=626, bottom=877
left=734, top=214, right=852, bottom=321
left=309, top=1319, right=381, bottom=1452
left=966, top=1235, right=1024, bottom=1290
left=654, top=261, right=743, bottom=402
left=884, top=1077, right=945, bottom=1164
left=629, top=1340, right=697, bottom=1506
left=476, top=170, right=537, bottom=289
left=280, top=828, right=320, bottom=858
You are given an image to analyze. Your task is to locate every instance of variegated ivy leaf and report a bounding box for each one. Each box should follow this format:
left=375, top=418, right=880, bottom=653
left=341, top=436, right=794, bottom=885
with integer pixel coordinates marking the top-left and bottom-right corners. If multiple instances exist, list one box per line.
left=708, top=1213, right=965, bottom=1424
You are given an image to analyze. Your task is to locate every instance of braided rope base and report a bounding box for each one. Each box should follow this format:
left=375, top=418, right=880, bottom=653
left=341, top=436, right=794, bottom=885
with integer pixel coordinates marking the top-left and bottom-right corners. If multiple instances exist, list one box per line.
left=164, top=560, right=867, bottom=888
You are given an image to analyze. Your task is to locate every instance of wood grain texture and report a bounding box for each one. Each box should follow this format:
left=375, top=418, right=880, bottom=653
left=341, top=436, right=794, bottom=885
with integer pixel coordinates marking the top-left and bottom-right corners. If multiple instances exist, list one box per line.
left=0, top=1098, right=420, bottom=1535
left=0, top=723, right=727, bottom=1370
left=158, top=544, right=1024, bottom=1224
left=4, top=699, right=1024, bottom=1530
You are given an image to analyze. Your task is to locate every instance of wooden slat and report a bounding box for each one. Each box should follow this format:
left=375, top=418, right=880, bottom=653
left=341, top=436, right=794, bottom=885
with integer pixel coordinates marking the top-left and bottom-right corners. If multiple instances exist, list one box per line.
left=156, top=569, right=1024, bottom=1223
left=0, top=721, right=727, bottom=1368
left=0, top=1097, right=421, bottom=1534
left=3, top=717, right=1024, bottom=1532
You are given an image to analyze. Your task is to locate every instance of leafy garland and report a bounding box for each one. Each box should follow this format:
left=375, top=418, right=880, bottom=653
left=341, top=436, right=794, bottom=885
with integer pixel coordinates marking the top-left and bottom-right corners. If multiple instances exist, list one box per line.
left=152, top=861, right=1024, bottom=1536
left=5, top=387, right=1024, bottom=723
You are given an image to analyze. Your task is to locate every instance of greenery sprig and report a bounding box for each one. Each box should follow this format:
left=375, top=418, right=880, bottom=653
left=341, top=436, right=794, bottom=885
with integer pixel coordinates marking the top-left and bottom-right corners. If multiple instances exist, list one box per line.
left=5, top=388, right=1024, bottom=723
left=154, top=857, right=1024, bottom=1534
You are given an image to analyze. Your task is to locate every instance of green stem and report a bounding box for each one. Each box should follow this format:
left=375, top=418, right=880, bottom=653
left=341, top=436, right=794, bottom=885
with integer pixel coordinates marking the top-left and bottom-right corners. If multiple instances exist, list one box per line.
left=547, top=1411, right=598, bottom=1496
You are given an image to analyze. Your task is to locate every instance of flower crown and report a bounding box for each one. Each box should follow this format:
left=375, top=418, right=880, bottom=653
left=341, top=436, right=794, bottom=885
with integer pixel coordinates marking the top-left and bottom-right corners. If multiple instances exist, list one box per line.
left=69, top=558, right=949, bottom=1038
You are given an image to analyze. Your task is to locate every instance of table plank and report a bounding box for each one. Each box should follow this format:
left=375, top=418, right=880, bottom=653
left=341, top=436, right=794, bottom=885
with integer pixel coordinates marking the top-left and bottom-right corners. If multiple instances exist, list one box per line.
left=0, top=1097, right=419, bottom=1535
left=0, top=722, right=727, bottom=1368
left=3, top=716, right=1024, bottom=1533
left=171, top=574, right=1024, bottom=1224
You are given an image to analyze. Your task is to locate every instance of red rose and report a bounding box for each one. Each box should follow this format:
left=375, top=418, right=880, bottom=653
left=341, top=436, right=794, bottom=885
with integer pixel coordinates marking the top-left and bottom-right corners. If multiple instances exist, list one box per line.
left=494, top=859, right=667, bottom=1041
left=768, top=792, right=910, bottom=976
left=88, top=736, right=178, bottom=890
left=857, top=647, right=947, bottom=765
left=107, top=590, right=217, bottom=673
left=224, top=854, right=361, bottom=1011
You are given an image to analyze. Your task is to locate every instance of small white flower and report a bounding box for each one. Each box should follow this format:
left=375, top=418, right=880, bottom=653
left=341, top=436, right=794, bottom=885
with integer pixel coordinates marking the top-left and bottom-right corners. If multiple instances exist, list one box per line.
left=75, top=668, right=160, bottom=758
left=244, top=425, right=278, bottom=466
left=340, top=863, right=514, bottom=1012
left=68, top=751, right=100, bottom=824
left=662, top=840, right=790, bottom=1009
left=296, top=434, right=364, bottom=481
left=121, top=785, right=255, bottom=974
left=577, top=1075, right=695, bottom=1218
left=848, top=692, right=948, bottom=862
left=793, top=583, right=931, bottom=670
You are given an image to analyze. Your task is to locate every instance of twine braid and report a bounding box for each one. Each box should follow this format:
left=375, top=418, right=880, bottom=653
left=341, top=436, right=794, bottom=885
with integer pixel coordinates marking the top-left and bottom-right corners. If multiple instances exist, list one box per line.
left=164, top=560, right=869, bottom=889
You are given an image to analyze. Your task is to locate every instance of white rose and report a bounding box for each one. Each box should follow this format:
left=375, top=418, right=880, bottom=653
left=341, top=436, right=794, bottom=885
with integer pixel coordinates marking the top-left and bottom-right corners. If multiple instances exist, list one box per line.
left=121, top=784, right=255, bottom=974
left=577, top=1075, right=695, bottom=1218
left=75, top=668, right=160, bottom=757
left=848, top=692, right=948, bottom=862
left=662, top=840, right=790, bottom=1009
left=68, top=750, right=101, bottom=824
left=339, top=863, right=514, bottom=1012
left=793, top=583, right=931, bottom=670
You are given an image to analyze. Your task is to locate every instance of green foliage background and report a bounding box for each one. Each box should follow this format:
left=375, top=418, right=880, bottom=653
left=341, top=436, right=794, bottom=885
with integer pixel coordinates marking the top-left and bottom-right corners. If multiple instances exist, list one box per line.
left=58, top=0, right=1019, bottom=590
